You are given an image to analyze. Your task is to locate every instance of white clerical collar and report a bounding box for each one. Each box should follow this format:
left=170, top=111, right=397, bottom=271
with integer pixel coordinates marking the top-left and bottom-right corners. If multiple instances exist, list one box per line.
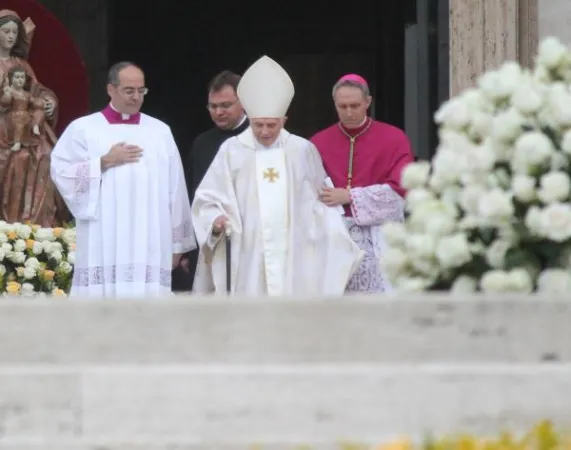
left=109, top=102, right=132, bottom=120
left=233, top=114, right=247, bottom=129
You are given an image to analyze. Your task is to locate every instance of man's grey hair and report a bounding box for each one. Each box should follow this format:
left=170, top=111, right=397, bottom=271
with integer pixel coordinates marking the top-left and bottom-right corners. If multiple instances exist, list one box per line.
left=332, top=79, right=370, bottom=98
left=107, top=61, right=143, bottom=86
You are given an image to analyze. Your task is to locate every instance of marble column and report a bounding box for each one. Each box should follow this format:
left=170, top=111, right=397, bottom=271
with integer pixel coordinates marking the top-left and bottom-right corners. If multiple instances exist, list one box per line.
left=449, top=0, right=538, bottom=97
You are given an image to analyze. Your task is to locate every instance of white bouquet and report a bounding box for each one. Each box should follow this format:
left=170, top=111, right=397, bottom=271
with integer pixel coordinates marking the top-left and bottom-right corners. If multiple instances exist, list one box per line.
left=381, top=37, right=571, bottom=293
left=0, top=221, right=76, bottom=296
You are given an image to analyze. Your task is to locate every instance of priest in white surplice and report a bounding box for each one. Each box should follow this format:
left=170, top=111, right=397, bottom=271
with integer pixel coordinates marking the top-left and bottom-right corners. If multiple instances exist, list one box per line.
left=191, top=56, right=363, bottom=296
left=50, top=62, right=196, bottom=298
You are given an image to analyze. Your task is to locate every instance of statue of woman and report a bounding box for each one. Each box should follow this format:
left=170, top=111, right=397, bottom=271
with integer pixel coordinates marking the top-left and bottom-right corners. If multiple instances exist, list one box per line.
left=0, top=9, right=69, bottom=226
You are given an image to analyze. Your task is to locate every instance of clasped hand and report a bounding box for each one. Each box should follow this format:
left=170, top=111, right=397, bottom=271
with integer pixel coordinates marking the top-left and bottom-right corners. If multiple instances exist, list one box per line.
left=319, top=187, right=350, bottom=206
left=213, top=215, right=229, bottom=234
left=102, top=142, right=143, bottom=170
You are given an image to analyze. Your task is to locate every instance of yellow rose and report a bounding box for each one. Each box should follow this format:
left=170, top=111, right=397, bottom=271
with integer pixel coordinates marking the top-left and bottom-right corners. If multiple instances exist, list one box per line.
left=26, top=239, right=35, bottom=249
left=7, top=231, right=16, bottom=240
left=41, top=269, right=55, bottom=281
left=52, top=288, right=65, bottom=296
left=6, top=281, right=21, bottom=294
left=377, top=440, right=413, bottom=450
left=53, top=227, right=64, bottom=238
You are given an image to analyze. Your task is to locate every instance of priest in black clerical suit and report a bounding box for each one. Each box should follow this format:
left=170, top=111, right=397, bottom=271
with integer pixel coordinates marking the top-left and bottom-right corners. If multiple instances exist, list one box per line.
left=172, top=70, right=249, bottom=292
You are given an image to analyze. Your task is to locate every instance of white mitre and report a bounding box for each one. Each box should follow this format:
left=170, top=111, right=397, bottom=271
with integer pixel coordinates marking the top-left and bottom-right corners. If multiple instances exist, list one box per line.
left=237, top=55, right=295, bottom=118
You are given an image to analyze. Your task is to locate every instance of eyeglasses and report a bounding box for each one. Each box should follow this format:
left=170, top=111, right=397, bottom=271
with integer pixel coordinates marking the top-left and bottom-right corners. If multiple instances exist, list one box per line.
left=118, top=87, right=149, bottom=97
left=206, top=100, right=237, bottom=111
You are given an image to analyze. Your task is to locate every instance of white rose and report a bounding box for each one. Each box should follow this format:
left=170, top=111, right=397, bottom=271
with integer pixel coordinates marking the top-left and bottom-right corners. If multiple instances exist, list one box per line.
left=459, top=146, right=496, bottom=185
left=431, top=150, right=462, bottom=186
left=16, top=224, right=32, bottom=240
left=407, top=199, right=458, bottom=235
left=406, top=234, right=437, bottom=260
left=544, top=84, right=571, bottom=128
left=67, top=251, right=75, bottom=265
left=440, top=185, right=461, bottom=206
left=20, top=283, right=35, bottom=296
left=405, top=188, right=435, bottom=212
left=537, top=171, right=571, bottom=203
left=1, top=243, right=11, bottom=252
left=380, top=248, right=409, bottom=280
left=50, top=242, right=63, bottom=252
left=468, top=111, right=494, bottom=140
left=9, top=251, right=26, bottom=264
left=381, top=222, right=408, bottom=247
left=537, top=37, right=568, bottom=70
left=0, top=264, right=5, bottom=275
left=0, top=249, right=4, bottom=262
left=561, top=130, right=571, bottom=155
left=477, top=189, right=514, bottom=223
left=525, top=206, right=543, bottom=236
left=409, top=258, right=440, bottom=278
left=511, top=131, right=554, bottom=175
left=61, top=228, right=76, bottom=244
left=401, top=161, right=431, bottom=190
left=24, top=257, right=40, bottom=270
left=478, top=62, right=522, bottom=102
left=451, top=275, right=478, bottom=293
left=505, top=268, right=534, bottom=292
left=540, top=203, right=571, bottom=242
left=58, top=261, right=73, bottom=274
left=394, top=275, right=434, bottom=292
left=550, top=152, right=569, bottom=171
left=511, top=77, right=544, bottom=114
left=34, top=228, right=55, bottom=242
left=23, top=266, right=36, bottom=280
left=537, top=269, right=571, bottom=293
left=13, top=239, right=26, bottom=252
left=0, top=232, right=7, bottom=244
left=485, top=239, right=511, bottom=269
left=480, top=270, right=510, bottom=292
left=435, top=233, right=472, bottom=269
left=50, top=250, right=63, bottom=262
left=434, top=97, right=472, bottom=129
left=0, top=221, right=8, bottom=233
left=490, top=108, right=526, bottom=143
left=458, top=184, right=487, bottom=214
left=32, top=241, right=43, bottom=255
left=42, top=241, right=54, bottom=253
left=511, top=175, right=536, bottom=203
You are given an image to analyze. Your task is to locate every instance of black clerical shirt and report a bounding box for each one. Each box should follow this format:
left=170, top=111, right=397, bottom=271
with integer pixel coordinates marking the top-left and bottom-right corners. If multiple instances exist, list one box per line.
left=173, top=117, right=250, bottom=292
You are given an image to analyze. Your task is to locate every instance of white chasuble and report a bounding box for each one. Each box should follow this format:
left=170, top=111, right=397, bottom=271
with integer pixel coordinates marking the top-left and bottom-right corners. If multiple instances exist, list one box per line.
left=50, top=112, right=196, bottom=298
left=255, top=147, right=288, bottom=295
left=191, top=128, right=364, bottom=297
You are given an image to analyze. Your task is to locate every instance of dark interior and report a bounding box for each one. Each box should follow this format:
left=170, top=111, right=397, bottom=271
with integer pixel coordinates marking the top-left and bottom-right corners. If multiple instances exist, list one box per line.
left=108, top=1, right=407, bottom=151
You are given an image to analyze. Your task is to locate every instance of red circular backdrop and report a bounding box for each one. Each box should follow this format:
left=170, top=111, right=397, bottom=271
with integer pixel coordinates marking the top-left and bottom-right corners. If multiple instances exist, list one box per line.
left=2, top=0, right=89, bottom=135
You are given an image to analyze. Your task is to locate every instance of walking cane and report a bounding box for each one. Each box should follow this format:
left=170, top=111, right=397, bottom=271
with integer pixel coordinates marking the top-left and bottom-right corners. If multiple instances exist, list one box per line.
left=225, top=226, right=231, bottom=294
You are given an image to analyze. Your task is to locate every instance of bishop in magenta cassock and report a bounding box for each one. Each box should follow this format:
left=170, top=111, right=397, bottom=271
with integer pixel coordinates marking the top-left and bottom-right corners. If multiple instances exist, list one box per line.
left=311, top=74, right=414, bottom=293
left=50, top=62, right=196, bottom=298
left=191, top=56, right=363, bottom=296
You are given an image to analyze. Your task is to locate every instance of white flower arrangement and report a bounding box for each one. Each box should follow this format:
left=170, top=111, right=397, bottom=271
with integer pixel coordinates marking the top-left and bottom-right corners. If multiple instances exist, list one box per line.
left=0, top=221, right=75, bottom=296
left=381, top=37, right=571, bottom=293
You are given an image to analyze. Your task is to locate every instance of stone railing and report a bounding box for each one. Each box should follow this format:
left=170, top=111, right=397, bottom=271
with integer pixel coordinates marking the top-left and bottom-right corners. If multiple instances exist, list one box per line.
left=0, top=295, right=569, bottom=449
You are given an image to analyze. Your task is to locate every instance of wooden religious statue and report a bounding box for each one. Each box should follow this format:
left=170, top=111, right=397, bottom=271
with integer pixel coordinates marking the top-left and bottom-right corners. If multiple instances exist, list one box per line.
left=0, top=9, right=69, bottom=226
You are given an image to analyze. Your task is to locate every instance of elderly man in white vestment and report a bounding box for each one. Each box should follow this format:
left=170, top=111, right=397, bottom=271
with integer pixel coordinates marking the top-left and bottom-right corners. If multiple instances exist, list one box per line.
left=50, top=61, right=196, bottom=298
left=191, top=56, right=363, bottom=296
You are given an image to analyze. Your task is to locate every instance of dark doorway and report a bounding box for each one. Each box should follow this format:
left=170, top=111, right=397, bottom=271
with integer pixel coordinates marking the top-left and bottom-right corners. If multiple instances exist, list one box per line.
left=108, top=1, right=406, bottom=151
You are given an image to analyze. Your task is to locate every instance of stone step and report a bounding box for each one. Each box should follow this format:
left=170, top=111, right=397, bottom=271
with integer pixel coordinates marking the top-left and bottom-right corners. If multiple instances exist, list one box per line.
left=0, top=296, right=569, bottom=363
left=0, top=363, right=569, bottom=447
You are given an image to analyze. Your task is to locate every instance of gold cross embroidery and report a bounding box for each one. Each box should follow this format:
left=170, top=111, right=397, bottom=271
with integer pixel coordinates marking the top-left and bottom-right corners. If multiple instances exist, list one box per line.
left=263, top=167, right=279, bottom=183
